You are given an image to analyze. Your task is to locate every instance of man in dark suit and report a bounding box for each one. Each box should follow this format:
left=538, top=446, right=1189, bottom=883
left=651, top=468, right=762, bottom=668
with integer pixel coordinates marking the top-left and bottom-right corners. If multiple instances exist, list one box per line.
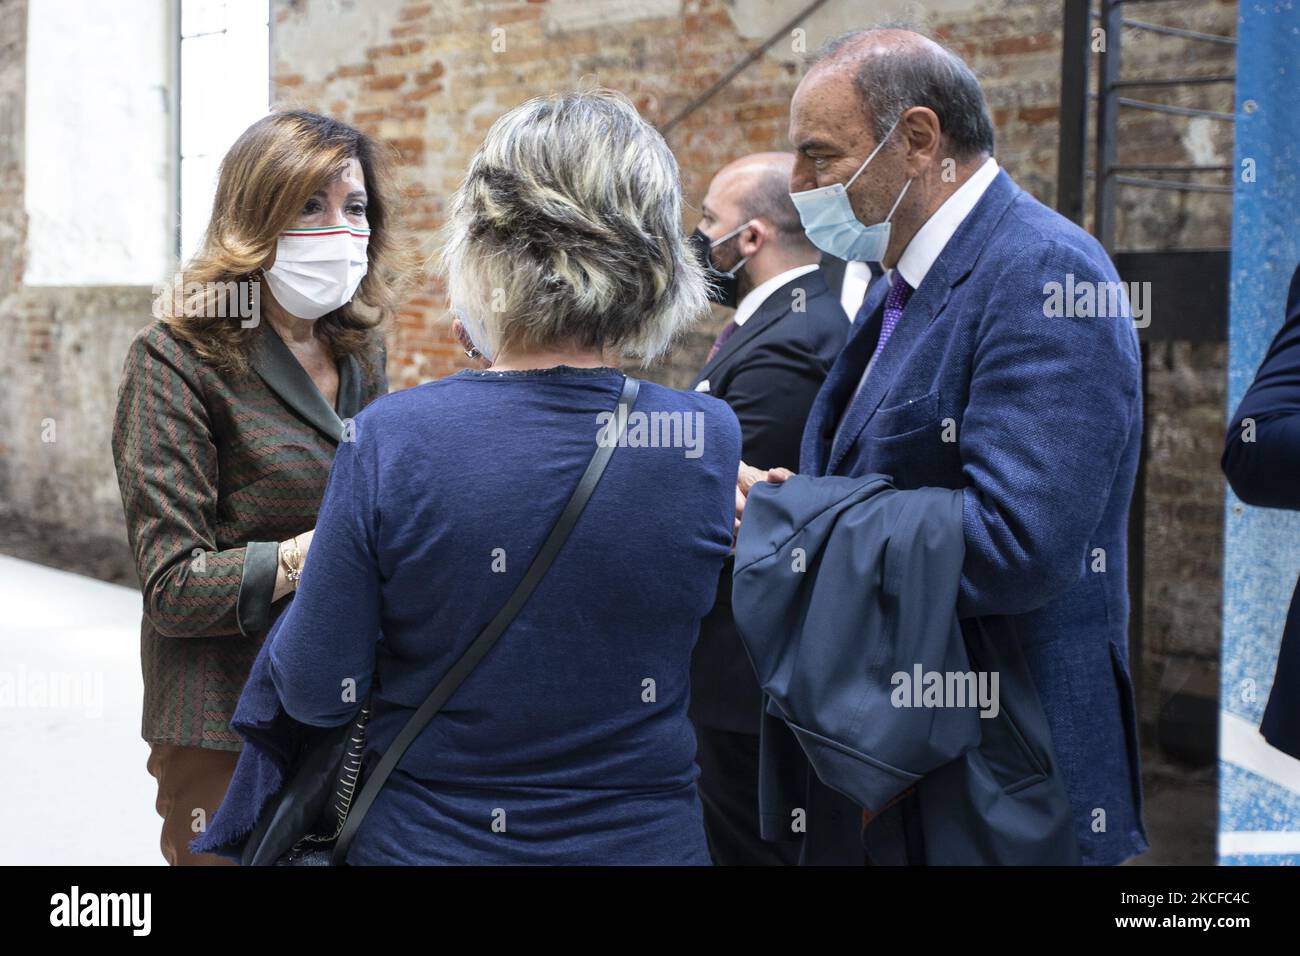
left=1222, top=262, right=1300, bottom=762
left=819, top=253, right=882, bottom=321
left=735, top=28, right=1148, bottom=865
left=687, top=151, right=849, bottom=865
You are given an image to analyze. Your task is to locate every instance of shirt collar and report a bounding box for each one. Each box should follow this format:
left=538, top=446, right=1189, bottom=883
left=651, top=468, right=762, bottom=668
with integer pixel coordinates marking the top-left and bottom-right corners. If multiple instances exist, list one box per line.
left=733, top=262, right=821, bottom=326
left=895, top=156, right=999, bottom=291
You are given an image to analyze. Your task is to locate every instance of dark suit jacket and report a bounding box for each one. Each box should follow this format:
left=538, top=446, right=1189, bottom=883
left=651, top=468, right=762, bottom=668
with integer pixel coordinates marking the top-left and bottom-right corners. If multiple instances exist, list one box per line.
left=111, top=320, right=386, bottom=750
left=687, top=268, right=849, bottom=733
left=1222, top=262, right=1300, bottom=760
left=818, top=254, right=883, bottom=321
left=797, top=170, right=1148, bottom=866
left=733, top=474, right=1079, bottom=865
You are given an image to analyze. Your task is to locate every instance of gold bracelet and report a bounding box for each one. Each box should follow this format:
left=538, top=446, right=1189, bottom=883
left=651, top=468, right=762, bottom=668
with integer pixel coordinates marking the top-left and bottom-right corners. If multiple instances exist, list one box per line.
left=278, top=541, right=293, bottom=583
left=288, top=535, right=304, bottom=581
left=280, top=536, right=303, bottom=585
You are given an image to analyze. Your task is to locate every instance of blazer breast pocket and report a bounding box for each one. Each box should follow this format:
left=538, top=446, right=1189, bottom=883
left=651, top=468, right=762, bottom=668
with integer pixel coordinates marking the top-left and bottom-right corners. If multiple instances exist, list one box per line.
left=870, top=389, right=941, bottom=441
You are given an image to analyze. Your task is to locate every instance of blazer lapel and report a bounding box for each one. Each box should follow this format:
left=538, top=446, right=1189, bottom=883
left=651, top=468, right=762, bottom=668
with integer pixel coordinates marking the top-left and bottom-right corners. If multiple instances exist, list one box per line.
left=825, top=277, right=952, bottom=475
left=824, top=170, right=1023, bottom=476
left=690, top=272, right=824, bottom=388
left=251, top=325, right=345, bottom=444
left=800, top=279, right=889, bottom=475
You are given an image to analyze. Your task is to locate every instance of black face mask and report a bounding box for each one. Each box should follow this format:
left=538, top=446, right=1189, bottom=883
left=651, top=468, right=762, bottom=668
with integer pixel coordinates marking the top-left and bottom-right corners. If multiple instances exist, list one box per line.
left=688, top=227, right=749, bottom=309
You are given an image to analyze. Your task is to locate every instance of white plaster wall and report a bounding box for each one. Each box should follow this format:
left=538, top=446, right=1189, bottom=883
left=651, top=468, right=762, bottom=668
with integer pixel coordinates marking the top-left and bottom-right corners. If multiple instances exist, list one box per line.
left=24, top=0, right=174, bottom=286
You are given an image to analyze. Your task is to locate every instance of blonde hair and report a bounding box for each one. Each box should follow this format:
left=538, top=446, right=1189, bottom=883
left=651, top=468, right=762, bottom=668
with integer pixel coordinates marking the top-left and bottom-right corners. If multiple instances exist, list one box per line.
left=438, top=89, right=710, bottom=365
left=162, top=109, right=411, bottom=373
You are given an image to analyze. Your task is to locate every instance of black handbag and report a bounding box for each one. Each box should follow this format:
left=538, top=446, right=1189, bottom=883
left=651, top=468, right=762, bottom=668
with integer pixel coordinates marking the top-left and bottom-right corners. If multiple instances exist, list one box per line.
left=241, top=374, right=641, bottom=866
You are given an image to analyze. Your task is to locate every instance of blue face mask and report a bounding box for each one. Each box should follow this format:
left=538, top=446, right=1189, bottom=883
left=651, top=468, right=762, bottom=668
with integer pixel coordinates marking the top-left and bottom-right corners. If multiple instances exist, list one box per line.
left=789, top=116, right=912, bottom=263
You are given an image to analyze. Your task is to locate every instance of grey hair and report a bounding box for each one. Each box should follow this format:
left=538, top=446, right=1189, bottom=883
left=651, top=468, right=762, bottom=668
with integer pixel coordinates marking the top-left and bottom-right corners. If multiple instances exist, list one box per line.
left=438, top=89, right=710, bottom=365
left=811, top=26, right=995, bottom=159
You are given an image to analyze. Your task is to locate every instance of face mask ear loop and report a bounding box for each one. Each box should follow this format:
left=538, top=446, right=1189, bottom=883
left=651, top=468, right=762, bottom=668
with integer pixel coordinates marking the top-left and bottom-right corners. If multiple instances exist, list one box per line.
left=709, top=219, right=753, bottom=248
left=884, top=176, right=914, bottom=223
left=709, top=220, right=755, bottom=276
left=844, top=114, right=904, bottom=191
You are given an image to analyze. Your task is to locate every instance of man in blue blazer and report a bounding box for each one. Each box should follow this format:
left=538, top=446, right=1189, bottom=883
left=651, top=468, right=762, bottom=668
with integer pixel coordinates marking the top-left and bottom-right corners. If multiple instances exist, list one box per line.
left=734, top=27, right=1148, bottom=864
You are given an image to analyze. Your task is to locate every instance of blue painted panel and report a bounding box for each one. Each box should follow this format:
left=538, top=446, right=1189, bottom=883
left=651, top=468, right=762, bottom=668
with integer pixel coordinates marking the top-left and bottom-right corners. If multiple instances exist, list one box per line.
left=1219, top=1, right=1300, bottom=860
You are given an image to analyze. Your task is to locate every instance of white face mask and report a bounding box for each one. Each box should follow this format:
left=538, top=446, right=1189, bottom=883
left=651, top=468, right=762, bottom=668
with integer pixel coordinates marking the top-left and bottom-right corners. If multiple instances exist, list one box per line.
left=263, top=224, right=369, bottom=320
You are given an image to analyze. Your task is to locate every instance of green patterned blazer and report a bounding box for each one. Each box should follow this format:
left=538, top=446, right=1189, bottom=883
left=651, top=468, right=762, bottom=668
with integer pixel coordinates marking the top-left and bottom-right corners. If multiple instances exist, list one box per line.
left=112, top=320, right=387, bottom=750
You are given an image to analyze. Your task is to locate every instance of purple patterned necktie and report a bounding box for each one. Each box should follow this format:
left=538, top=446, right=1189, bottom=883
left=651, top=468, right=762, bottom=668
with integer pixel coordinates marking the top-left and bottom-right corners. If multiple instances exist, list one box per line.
left=872, top=270, right=914, bottom=365
left=706, top=319, right=739, bottom=363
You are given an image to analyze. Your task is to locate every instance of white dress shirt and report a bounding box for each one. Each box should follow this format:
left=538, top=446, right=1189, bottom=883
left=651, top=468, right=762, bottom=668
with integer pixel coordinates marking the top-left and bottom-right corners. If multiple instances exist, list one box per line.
left=839, top=259, right=876, bottom=322
left=843, top=157, right=1000, bottom=409
left=894, top=156, right=1000, bottom=292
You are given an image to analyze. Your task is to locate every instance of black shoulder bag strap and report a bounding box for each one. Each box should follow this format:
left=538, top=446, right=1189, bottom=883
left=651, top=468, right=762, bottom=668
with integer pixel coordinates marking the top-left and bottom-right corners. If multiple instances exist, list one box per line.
left=330, top=373, right=640, bottom=864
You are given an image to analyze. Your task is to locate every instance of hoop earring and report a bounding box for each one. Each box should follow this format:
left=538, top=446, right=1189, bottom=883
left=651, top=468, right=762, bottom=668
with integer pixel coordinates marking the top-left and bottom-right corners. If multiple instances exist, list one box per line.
left=247, top=271, right=262, bottom=315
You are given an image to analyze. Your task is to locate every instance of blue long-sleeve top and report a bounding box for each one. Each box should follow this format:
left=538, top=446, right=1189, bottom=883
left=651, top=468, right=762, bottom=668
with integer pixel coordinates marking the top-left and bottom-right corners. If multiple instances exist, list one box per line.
left=263, top=365, right=741, bottom=864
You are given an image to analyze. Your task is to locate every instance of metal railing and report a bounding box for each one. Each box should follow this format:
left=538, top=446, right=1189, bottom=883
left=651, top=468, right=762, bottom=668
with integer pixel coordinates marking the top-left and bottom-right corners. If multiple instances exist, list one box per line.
left=1087, top=0, right=1236, bottom=250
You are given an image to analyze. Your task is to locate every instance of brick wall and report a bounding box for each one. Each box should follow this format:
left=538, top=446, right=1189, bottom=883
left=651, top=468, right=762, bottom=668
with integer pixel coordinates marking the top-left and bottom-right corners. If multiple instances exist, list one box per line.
left=266, top=0, right=1234, bottom=386
left=1143, top=340, right=1227, bottom=747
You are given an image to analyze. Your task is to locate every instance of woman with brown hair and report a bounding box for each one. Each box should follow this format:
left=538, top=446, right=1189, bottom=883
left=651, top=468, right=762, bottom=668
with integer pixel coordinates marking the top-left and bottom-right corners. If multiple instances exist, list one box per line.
left=111, top=109, right=408, bottom=865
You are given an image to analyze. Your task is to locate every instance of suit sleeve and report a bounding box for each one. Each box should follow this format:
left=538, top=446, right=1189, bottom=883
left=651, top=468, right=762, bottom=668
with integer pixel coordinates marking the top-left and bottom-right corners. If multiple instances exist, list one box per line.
left=724, top=336, right=834, bottom=471
left=1221, top=264, right=1300, bottom=510
left=268, top=412, right=381, bottom=727
left=111, top=328, right=280, bottom=638
left=956, top=239, right=1141, bottom=618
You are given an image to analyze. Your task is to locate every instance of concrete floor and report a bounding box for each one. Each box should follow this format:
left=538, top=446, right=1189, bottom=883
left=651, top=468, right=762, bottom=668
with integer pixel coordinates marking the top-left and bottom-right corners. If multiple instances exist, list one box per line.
left=1129, top=746, right=1217, bottom=865
left=0, top=555, right=162, bottom=864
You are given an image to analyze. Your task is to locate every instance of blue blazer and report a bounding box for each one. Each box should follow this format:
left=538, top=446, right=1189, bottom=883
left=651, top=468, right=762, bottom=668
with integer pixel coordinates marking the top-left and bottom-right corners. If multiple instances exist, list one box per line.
left=797, top=169, right=1148, bottom=865
left=1221, top=263, right=1300, bottom=761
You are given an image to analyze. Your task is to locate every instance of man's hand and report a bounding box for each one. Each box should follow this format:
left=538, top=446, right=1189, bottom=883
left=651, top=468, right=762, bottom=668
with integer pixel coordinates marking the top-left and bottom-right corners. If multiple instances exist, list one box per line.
left=735, top=460, right=795, bottom=539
